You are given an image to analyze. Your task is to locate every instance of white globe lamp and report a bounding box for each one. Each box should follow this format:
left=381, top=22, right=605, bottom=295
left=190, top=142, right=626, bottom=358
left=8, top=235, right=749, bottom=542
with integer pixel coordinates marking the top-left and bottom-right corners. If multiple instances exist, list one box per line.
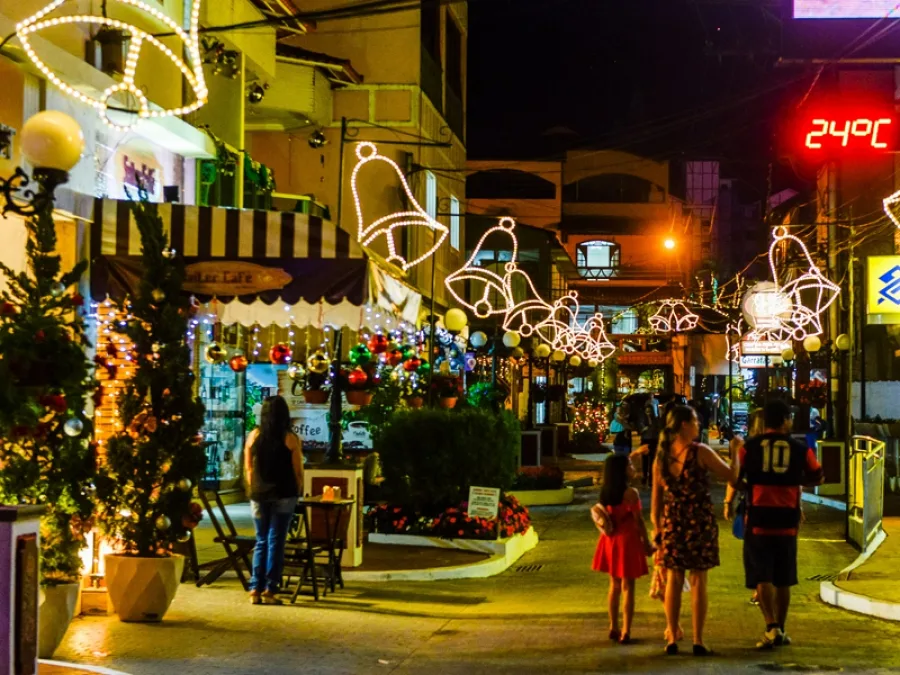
left=587, top=358, right=599, bottom=368
left=502, top=330, right=521, bottom=348
left=444, top=308, right=468, bottom=333
left=469, top=331, right=488, bottom=348
left=569, top=355, right=582, bottom=367
left=835, top=333, right=852, bottom=352
left=803, top=335, right=822, bottom=353
left=21, top=111, right=84, bottom=173
left=550, top=349, right=566, bottom=362
left=534, top=344, right=551, bottom=359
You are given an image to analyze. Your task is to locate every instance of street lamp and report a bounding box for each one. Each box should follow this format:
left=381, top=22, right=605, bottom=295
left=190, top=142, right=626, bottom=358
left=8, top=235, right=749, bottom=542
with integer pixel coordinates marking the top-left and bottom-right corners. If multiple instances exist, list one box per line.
left=663, top=237, right=676, bottom=250
left=803, top=333, right=851, bottom=439
left=1, top=110, right=84, bottom=216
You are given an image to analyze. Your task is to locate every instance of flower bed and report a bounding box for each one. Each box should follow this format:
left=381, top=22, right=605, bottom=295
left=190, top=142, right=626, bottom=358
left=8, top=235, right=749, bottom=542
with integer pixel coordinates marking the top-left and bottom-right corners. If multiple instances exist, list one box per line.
left=366, top=494, right=531, bottom=540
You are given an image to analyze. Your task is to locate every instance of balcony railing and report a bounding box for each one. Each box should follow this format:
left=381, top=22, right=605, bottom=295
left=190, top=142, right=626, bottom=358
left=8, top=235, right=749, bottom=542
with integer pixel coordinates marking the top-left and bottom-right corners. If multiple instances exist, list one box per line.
left=420, top=47, right=443, bottom=114
left=445, top=85, right=464, bottom=141
left=575, top=265, right=673, bottom=281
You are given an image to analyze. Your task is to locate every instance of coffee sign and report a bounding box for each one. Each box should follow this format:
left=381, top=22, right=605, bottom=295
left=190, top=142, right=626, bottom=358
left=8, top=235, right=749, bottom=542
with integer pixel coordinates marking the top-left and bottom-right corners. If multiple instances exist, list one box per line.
left=183, top=261, right=292, bottom=296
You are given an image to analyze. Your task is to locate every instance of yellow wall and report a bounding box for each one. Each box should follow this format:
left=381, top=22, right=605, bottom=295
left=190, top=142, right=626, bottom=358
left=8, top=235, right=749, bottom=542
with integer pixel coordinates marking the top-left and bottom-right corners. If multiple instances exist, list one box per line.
left=466, top=160, right=563, bottom=231
left=563, top=150, right=669, bottom=192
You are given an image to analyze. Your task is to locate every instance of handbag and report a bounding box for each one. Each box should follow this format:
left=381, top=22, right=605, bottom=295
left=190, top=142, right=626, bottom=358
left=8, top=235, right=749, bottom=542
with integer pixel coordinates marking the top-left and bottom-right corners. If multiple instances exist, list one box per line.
left=732, top=494, right=746, bottom=540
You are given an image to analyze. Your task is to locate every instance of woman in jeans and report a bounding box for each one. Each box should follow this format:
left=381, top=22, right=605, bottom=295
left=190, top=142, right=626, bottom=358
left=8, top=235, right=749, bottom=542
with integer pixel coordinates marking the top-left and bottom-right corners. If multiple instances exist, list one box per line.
left=243, top=395, right=304, bottom=605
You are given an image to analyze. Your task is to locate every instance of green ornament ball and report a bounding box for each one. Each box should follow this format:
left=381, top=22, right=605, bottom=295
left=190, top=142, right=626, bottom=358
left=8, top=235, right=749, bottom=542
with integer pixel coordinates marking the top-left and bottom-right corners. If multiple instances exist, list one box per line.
left=349, top=343, right=372, bottom=366
left=401, top=345, right=417, bottom=361
left=417, top=359, right=431, bottom=376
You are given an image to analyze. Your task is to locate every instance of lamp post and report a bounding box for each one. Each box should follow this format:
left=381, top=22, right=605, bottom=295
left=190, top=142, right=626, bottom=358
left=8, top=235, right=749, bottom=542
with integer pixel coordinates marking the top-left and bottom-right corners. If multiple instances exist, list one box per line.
left=1, top=110, right=84, bottom=217
left=803, top=333, right=851, bottom=440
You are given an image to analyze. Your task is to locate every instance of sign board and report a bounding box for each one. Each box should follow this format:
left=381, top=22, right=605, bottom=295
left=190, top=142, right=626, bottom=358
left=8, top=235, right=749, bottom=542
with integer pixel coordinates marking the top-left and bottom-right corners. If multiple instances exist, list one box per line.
left=741, top=339, right=791, bottom=356
left=740, top=355, right=783, bottom=369
left=183, top=261, right=292, bottom=296
left=867, top=256, right=900, bottom=325
left=467, top=486, right=500, bottom=520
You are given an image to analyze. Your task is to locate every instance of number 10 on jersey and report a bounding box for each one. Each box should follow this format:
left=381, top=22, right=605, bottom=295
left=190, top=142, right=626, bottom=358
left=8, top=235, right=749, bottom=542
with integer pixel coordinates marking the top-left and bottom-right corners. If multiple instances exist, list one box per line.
left=761, top=439, right=791, bottom=474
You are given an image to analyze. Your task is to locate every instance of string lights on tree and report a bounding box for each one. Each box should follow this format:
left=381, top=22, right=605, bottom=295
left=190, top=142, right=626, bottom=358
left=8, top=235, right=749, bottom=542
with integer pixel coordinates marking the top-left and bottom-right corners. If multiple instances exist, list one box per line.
left=350, top=142, right=448, bottom=271
left=15, top=0, right=208, bottom=130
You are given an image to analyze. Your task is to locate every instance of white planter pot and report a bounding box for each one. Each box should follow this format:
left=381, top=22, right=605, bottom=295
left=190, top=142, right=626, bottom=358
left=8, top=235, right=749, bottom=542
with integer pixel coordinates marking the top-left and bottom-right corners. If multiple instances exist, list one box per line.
left=38, top=582, right=79, bottom=658
left=104, top=554, right=184, bottom=622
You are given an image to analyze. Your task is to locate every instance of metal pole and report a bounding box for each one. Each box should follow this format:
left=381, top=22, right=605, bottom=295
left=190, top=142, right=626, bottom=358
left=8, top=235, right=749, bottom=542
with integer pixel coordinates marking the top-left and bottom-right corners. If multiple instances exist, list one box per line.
left=526, top=352, right=534, bottom=430
left=326, top=327, right=344, bottom=465
left=859, top=250, right=867, bottom=421
left=728, top=351, right=733, bottom=432
left=336, top=117, right=347, bottom=229
left=764, top=354, right=769, bottom=406
left=846, top=219, right=855, bottom=441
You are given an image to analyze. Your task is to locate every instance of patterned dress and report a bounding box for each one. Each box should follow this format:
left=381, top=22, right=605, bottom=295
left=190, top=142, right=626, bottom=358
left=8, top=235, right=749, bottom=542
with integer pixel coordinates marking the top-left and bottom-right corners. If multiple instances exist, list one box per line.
left=659, top=443, right=719, bottom=571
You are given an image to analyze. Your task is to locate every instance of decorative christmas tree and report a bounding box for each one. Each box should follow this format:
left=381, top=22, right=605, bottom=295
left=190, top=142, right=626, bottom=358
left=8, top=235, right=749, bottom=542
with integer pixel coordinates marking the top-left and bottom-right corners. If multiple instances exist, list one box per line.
left=94, top=199, right=205, bottom=557
left=0, top=201, right=96, bottom=583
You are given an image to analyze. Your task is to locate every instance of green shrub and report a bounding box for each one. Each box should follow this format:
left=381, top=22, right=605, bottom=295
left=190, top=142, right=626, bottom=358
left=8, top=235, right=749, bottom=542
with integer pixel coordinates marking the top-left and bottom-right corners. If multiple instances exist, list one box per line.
left=376, top=407, right=520, bottom=513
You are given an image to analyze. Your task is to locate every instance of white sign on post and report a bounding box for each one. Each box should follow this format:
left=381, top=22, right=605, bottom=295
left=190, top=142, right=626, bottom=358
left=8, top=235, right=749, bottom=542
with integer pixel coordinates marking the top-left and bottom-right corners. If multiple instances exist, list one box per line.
left=741, top=339, right=790, bottom=356
left=740, top=354, right=783, bottom=369
left=468, top=486, right=501, bottom=519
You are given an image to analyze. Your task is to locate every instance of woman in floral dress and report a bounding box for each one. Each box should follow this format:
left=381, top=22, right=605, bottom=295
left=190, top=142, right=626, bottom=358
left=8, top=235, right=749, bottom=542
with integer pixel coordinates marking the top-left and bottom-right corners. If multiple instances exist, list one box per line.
left=651, top=404, right=738, bottom=656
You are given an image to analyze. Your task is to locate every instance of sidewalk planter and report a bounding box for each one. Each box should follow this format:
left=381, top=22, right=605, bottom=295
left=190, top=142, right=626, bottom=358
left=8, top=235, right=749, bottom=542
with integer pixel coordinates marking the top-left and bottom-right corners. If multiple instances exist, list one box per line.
left=105, top=554, right=185, bottom=622
left=405, top=396, right=424, bottom=409
left=38, top=582, right=79, bottom=658
left=346, top=390, right=373, bottom=406
left=507, top=486, right=574, bottom=506
left=303, top=390, right=329, bottom=404
left=439, top=396, right=458, bottom=409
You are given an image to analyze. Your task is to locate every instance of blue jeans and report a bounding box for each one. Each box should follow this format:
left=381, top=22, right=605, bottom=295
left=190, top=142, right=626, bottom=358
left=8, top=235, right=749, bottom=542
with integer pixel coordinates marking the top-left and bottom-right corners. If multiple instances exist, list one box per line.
left=250, top=497, right=297, bottom=593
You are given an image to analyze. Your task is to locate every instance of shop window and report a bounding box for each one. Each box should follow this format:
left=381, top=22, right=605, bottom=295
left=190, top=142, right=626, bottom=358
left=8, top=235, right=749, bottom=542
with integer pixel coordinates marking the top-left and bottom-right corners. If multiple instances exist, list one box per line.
left=426, top=170, right=437, bottom=219
left=563, top=173, right=664, bottom=204
left=576, top=240, right=620, bottom=279
left=450, top=195, right=460, bottom=250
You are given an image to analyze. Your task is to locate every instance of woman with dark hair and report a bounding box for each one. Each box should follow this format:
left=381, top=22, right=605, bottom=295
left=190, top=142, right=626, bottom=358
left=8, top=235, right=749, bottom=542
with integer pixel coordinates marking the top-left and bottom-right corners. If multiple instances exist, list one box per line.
left=591, top=454, right=653, bottom=644
left=651, top=404, right=738, bottom=656
left=243, top=395, right=304, bottom=605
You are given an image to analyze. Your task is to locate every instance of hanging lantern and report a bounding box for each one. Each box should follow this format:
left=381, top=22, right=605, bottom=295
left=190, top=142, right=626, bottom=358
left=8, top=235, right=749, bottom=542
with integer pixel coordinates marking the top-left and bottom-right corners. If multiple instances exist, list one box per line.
left=347, top=368, right=368, bottom=388
left=403, top=357, right=422, bottom=373
left=229, top=353, right=248, bottom=373
left=205, top=342, right=227, bottom=364
left=307, top=351, right=330, bottom=374
left=269, top=343, right=292, bottom=365
left=349, top=343, right=373, bottom=366
left=367, top=334, right=389, bottom=354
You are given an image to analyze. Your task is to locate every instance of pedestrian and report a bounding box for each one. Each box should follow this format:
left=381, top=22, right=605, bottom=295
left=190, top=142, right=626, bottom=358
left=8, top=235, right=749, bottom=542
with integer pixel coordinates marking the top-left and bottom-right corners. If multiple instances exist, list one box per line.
left=591, top=454, right=654, bottom=645
left=611, top=401, right=633, bottom=455
left=243, top=395, right=305, bottom=605
left=639, top=402, right=660, bottom=486
left=651, top=404, right=739, bottom=656
left=731, top=400, right=825, bottom=649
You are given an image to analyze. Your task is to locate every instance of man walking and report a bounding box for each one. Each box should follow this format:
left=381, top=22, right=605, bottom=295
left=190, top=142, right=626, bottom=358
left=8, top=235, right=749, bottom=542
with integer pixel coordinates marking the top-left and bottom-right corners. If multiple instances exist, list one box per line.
left=731, top=400, right=824, bottom=649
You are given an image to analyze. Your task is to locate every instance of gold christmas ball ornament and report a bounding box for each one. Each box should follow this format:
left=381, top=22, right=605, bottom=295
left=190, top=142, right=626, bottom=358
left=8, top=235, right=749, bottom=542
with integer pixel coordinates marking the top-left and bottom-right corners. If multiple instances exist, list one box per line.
left=154, top=515, right=172, bottom=531
left=307, top=351, right=330, bottom=374
left=151, top=288, right=166, bottom=303
left=205, top=342, right=227, bottom=364
left=835, top=333, right=852, bottom=351
left=287, top=363, right=306, bottom=382
left=176, top=531, right=191, bottom=543
left=176, top=478, right=192, bottom=492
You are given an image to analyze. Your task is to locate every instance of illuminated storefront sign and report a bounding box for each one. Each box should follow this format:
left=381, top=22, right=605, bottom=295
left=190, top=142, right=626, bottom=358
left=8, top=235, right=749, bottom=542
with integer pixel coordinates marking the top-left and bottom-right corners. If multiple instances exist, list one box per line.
left=867, top=256, right=900, bottom=325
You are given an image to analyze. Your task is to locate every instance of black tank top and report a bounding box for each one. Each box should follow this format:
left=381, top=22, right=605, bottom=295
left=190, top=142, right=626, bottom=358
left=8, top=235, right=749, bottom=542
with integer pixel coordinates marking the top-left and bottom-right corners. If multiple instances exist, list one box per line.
left=249, top=432, right=299, bottom=501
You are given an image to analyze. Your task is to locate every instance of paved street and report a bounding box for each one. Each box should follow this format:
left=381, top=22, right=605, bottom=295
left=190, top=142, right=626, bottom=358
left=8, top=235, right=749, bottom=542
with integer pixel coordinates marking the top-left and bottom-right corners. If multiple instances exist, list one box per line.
left=56, top=489, right=897, bottom=675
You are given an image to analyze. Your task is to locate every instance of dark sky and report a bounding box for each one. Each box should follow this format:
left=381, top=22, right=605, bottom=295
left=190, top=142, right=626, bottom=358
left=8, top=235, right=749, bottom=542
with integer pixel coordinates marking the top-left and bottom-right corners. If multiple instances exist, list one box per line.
left=466, top=0, right=800, bottom=195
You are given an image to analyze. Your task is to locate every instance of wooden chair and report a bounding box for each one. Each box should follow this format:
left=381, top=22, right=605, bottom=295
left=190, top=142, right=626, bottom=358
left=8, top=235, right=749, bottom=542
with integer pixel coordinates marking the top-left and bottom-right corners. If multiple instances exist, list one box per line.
left=196, top=488, right=255, bottom=590
left=282, top=511, right=330, bottom=602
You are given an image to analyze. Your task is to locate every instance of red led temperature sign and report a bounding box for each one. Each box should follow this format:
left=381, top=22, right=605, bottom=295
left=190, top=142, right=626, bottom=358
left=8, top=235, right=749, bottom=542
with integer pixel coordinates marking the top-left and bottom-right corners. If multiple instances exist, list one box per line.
left=801, top=115, right=897, bottom=153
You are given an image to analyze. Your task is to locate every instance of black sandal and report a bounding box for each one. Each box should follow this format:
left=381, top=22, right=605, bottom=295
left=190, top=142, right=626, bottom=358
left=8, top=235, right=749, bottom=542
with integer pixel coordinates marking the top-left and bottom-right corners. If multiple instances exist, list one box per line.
left=665, top=643, right=678, bottom=655
left=609, top=629, right=621, bottom=641
left=693, top=644, right=713, bottom=656
left=619, top=633, right=632, bottom=645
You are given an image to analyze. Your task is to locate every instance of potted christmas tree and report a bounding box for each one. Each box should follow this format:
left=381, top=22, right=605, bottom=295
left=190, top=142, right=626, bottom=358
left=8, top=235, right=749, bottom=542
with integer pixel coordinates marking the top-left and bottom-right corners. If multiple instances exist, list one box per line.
left=93, top=198, right=206, bottom=622
left=0, top=191, right=96, bottom=657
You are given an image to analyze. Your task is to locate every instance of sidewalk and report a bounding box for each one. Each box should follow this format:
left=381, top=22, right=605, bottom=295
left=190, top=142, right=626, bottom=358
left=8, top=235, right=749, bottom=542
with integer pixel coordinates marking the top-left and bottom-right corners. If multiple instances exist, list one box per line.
left=820, top=516, right=900, bottom=620
left=40, top=661, right=128, bottom=674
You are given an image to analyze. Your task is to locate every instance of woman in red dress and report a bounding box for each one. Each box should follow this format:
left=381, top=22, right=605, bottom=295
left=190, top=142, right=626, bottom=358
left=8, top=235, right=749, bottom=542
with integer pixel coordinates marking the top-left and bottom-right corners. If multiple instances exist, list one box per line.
left=591, top=454, right=653, bottom=644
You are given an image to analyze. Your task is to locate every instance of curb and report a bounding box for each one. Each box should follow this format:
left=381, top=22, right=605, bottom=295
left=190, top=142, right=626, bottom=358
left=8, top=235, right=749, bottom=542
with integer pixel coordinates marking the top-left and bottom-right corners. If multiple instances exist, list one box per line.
left=802, top=491, right=847, bottom=511
left=345, top=527, right=540, bottom=582
left=819, top=529, right=895, bottom=619
left=40, top=660, right=131, bottom=675
left=506, top=487, right=574, bottom=506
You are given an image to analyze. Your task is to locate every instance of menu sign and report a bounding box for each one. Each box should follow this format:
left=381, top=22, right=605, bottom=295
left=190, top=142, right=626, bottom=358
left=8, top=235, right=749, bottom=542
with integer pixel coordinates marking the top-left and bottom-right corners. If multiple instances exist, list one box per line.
left=183, top=261, right=292, bottom=296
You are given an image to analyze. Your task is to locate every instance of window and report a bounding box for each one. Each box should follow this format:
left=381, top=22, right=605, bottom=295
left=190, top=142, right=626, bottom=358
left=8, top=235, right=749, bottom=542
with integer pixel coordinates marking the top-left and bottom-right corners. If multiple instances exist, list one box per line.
left=576, top=240, right=620, bottom=279
left=466, top=169, right=556, bottom=200
left=450, top=195, right=460, bottom=250
left=563, top=174, right=665, bottom=204
left=425, top=171, right=437, bottom=220
left=575, top=305, right=637, bottom=334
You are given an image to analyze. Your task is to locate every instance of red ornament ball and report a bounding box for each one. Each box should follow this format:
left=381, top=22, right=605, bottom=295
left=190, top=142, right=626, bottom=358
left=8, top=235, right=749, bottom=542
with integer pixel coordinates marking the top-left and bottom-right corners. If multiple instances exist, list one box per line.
left=367, top=334, right=389, bottom=354
left=0, top=301, right=17, bottom=316
left=347, top=368, right=368, bottom=388
left=388, top=348, right=404, bottom=367
left=229, top=354, right=248, bottom=372
left=403, top=357, right=422, bottom=372
left=269, top=343, right=292, bottom=365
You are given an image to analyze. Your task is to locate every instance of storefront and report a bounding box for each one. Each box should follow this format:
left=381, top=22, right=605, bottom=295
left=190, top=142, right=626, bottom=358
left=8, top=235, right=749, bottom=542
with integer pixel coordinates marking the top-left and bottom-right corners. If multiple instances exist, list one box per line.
left=85, top=197, right=422, bottom=487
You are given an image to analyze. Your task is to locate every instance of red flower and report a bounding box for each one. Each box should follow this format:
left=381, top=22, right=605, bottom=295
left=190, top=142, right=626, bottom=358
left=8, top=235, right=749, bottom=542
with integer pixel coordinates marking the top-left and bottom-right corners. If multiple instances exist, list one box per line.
left=458, top=529, right=464, bottom=536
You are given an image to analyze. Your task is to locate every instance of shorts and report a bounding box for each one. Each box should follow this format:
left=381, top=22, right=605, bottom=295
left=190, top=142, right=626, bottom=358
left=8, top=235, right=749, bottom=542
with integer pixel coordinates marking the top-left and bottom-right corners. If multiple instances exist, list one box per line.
left=743, top=533, right=798, bottom=589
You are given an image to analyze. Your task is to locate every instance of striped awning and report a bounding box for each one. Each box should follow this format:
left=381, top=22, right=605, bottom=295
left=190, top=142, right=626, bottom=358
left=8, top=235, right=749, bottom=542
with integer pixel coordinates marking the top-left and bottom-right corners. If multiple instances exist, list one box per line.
left=87, top=199, right=421, bottom=327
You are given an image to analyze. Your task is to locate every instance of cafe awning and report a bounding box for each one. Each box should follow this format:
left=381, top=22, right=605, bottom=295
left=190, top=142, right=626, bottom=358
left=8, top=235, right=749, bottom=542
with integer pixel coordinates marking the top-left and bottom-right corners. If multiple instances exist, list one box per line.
left=87, top=198, right=421, bottom=328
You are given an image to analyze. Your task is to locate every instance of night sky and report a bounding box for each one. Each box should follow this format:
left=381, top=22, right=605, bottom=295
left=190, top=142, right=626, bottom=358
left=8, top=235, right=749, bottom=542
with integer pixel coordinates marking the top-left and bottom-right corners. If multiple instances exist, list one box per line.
left=467, top=0, right=802, bottom=195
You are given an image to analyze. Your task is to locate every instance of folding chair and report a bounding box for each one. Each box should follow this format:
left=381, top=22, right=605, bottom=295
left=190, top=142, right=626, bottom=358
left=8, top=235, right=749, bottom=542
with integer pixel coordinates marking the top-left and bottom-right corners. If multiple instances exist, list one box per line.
left=196, top=488, right=255, bottom=590
left=282, top=510, right=329, bottom=602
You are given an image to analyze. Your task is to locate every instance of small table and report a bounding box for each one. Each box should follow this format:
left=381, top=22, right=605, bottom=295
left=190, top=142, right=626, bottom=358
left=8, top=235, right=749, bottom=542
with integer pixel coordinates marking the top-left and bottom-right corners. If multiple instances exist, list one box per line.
left=295, top=496, right=354, bottom=594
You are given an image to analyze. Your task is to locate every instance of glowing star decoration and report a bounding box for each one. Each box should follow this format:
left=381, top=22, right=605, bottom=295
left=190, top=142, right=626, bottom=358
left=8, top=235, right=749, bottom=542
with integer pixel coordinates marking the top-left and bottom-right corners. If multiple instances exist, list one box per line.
left=751, top=227, right=840, bottom=341
left=351, top=142, right=448, bottom=271
left=15, top=0, right=208, bottom=131
left=649, top=300, right=700, bottom=333
left=884, top=188, right=900, bottom=230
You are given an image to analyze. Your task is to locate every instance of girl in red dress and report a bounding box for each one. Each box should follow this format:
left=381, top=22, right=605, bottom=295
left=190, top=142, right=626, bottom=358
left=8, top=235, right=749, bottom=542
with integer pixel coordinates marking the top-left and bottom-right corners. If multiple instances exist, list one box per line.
left=591, top=454, right=653, bottom=644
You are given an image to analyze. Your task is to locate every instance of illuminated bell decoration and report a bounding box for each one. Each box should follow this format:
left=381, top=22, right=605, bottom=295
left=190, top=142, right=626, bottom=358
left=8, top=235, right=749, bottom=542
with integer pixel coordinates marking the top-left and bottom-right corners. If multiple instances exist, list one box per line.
left=347, top=368, right=368, bottom=388
left=444, top=308, right=469, bottom=333
left=307, top=351, right=330, bottom=374
left=388, top=349, right=404, bottom=367
left=205, top=342, right=227, bottom=364
left=349, top=344, right=372, bottom=366
left=470, top=331, right=488, bottom=348
left=154, top=515, right=172, bottom=531
left=229, top=353, right=248, bottom=372
left=269, top=343, right=292, bottom=365
left=569, top=355, right=582, bottom=367
left=63, top=418, right=84, bottom=437
left=502, top=331, right=521, bottom=348
left=404, top=357, right=422, bottom=373
left=535, top=344, right=552, bottom=359
left=367, top=334, right=389, bottom=354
